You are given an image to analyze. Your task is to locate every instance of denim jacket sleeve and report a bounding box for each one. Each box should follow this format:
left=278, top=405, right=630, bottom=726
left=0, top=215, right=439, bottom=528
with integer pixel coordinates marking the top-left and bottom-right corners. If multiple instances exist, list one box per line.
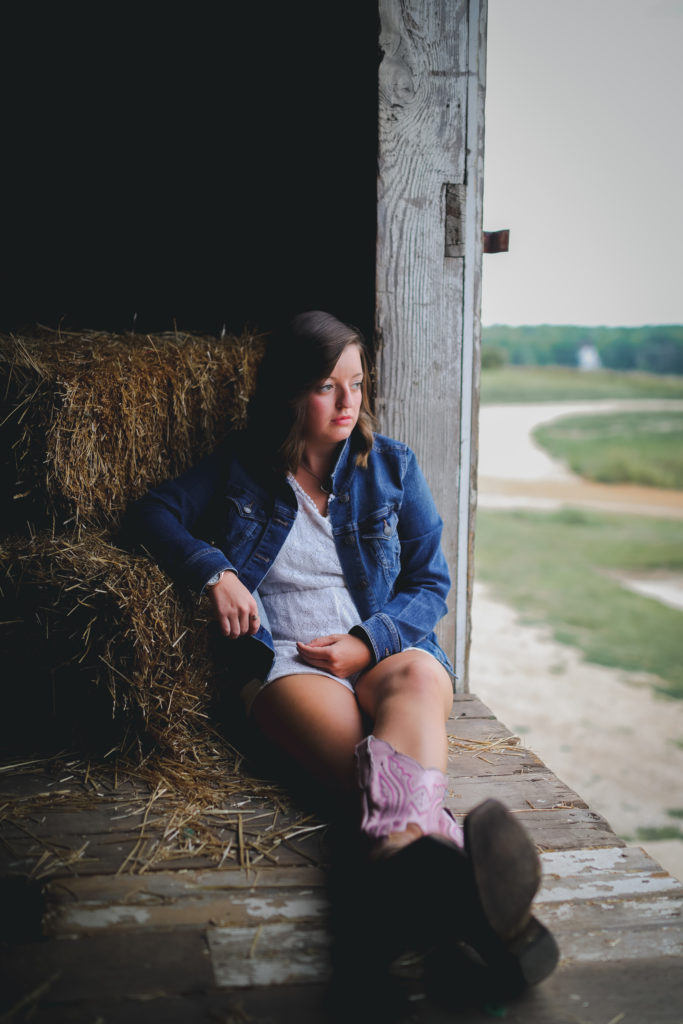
left=123, top=446, right=233, bottom=593
left=349, top=445, right=450, bottom=664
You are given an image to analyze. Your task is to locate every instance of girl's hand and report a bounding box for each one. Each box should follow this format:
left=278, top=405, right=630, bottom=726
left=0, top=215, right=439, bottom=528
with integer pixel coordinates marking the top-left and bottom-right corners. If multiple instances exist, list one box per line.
left=207, top=572, right=260, bottom=639
left=296, top=634, right=372, bottom=678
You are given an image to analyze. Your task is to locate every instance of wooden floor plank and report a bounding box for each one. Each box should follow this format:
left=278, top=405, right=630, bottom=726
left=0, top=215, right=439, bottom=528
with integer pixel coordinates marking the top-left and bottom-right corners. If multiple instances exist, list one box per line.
left=1, top=830, right=327, bottom=879
left=4, top=962, right=683, bottom=1024
left=532, top=845, right=683, bottom=966
left=447, top=717, right=515, bottom=741
left=446, top=746, right=546, bottom=778
left=48, top=883, right=329, bottom=936
left=0, top=930, right=215, bottom=1005
left=0, top=985, right=335, bottom=1024
left=208, top=922, right=332, bottom=988
left=44, top=863, right=326, bottom=902
left=512, top=958, right=683, bottom=1024
left=2, top=692, right=682, bottom=1023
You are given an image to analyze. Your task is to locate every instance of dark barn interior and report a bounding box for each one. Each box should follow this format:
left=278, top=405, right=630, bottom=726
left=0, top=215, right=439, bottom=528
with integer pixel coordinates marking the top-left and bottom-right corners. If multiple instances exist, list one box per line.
left=2, top=4, right=378, bottom=340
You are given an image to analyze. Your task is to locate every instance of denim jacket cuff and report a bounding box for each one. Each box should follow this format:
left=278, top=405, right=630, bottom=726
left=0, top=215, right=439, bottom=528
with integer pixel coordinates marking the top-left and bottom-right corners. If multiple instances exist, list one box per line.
left=350, top=613, right=401, bottom=664
left=185, top=548, right=237, bottom=595
left=200, top=565, right=237, bottom=596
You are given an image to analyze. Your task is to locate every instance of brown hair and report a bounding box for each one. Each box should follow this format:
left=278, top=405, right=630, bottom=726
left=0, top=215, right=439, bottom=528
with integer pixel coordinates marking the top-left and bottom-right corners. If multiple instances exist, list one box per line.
left=246, top=311, right=375, bottom=473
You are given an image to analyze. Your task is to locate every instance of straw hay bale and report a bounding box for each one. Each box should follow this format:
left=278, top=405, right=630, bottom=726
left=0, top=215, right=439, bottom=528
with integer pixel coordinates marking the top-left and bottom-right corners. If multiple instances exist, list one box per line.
left=0, top=327, right=264, bottom=535
left=0, top=529, right=227, bottom=757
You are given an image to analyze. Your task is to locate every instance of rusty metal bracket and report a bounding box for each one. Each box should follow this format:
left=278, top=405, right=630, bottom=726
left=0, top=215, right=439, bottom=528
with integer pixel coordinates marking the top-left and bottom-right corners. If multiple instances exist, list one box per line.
left=483, top=229, right=510, bottom=253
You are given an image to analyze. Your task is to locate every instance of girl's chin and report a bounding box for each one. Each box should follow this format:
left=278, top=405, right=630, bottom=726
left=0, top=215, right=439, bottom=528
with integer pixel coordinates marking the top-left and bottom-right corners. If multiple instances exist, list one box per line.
left=306, top=422, right=357, bottom=445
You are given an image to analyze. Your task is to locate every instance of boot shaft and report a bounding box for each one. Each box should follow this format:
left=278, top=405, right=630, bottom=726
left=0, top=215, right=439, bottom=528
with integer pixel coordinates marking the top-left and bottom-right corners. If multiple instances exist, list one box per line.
left=355, top=735, right=463, bottom=846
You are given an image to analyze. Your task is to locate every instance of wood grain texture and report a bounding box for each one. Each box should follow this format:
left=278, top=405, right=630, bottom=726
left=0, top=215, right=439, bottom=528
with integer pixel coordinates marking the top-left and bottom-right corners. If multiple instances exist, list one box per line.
left=5, top=693, right=683, bottom=1013
left=375, top=0, right=485, bottom=672
left=458, top=0, right=487, bottom=686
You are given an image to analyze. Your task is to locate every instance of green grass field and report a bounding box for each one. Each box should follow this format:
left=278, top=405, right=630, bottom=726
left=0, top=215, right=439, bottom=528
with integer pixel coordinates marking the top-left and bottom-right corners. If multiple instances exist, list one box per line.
left=481, top=365, right=683, bottom=404
left=474, top=507, right=683, bottom=699
left=533, top=411, right=683, bottom=489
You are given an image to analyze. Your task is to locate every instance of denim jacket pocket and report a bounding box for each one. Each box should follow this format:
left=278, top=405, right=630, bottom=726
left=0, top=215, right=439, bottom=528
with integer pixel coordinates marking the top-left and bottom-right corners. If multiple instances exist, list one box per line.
left=221, top=485, right=268, bottom=550
left=359, top=506, right=400, bottom=577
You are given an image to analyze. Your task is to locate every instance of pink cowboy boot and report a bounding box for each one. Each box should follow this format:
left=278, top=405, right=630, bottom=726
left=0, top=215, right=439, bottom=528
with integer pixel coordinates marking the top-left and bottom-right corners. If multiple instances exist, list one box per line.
left=354, top=735, right=558, bottom=989
left=354, top=734, right=463, bottom=854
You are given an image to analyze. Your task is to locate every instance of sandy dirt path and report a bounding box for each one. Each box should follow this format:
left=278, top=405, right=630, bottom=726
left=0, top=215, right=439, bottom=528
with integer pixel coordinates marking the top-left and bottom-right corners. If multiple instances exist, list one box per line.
left=470, top=399, right=683, bottom=881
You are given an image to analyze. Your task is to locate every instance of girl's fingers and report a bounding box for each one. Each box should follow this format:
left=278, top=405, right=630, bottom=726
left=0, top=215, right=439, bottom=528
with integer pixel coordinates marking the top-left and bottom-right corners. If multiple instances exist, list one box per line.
left=226, top=612, right=239, bottom=638
left=300, top=635, right=335, bottom=648
left=221, top=605, right=259, bottom=638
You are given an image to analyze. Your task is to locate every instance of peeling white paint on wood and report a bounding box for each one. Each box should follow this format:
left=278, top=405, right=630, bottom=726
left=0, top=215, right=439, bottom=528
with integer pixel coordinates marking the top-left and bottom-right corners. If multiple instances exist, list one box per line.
left=57, top=905, right=152, bottom=929
left=540, top=846, right=633, bottom=875
left=208, top=923, right=331, bottom=987
left=233, top=893, right=327, bottom=921
left=530, top=844, right=683, bottom=967
left=538, top=871, right=682, bottom=905
left=51, top=889, right=328, bottom=935
left=540, top=894, right=683, bottom=928
left=537, top=846, right=683, bottom=903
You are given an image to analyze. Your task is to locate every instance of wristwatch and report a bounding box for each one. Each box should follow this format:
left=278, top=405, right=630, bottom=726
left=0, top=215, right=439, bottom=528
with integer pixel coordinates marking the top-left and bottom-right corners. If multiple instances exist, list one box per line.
left=205, top=569, right=228, bottom=588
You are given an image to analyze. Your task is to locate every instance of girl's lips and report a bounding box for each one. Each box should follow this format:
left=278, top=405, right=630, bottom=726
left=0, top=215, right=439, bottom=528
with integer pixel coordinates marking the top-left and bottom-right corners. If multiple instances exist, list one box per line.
left=332, top=416, right=354, bottom=425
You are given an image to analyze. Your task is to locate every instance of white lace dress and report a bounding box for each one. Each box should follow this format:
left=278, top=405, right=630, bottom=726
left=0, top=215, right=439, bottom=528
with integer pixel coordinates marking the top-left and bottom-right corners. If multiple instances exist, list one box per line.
left=258, top=475, right=361, bottom=693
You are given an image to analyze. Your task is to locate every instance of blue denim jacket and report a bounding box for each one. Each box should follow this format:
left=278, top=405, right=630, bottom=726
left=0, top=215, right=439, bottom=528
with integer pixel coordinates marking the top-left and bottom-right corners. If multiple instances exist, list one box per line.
left=125, top=430, right=453, bottom=681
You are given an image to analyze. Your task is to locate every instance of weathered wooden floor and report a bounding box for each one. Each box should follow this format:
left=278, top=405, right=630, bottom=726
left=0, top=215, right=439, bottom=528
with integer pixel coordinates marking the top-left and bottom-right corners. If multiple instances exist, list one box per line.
left=1, top=694, right=682, bottom=1023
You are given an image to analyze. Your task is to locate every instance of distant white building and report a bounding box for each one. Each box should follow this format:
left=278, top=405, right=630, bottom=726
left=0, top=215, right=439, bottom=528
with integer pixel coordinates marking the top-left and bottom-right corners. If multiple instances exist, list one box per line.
left=578, top=343, right=602, bottom=371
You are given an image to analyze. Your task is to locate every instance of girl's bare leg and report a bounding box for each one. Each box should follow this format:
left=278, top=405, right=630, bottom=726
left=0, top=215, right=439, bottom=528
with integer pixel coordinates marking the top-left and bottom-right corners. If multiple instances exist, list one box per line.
left=251, top=652, right=452, bottom=793
left=251, top=674, right=365, bottom=796
left=352, top=650, right=456, bottom=851
left=251, top=653, right=454, bottom=850
left=355, top=650, right=454, bottom=771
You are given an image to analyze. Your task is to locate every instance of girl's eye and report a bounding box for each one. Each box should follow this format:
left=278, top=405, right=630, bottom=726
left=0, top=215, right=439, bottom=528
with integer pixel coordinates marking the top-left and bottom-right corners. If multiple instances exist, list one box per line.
left=316, top=379, right=362, bottom=393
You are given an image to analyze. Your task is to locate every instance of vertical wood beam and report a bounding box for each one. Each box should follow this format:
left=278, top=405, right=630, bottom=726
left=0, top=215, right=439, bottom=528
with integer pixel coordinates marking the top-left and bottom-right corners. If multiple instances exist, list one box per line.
left=375, top=0, right=487, bottom=686
left=455, top=0, right=487, bottom=686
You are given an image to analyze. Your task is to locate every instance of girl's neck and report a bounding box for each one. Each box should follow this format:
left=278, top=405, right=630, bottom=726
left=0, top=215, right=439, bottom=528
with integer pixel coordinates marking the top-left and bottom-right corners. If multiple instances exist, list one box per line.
left=301, top=445, right=336, bottom=480
left=299, top=455, right=332, bottom=495
left=294, top=448, right=335, bottom=514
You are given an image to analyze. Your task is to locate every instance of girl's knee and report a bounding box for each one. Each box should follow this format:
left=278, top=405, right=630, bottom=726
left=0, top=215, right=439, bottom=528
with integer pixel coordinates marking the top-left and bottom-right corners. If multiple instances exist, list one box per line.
left=357, top=651, right=452, bottom=712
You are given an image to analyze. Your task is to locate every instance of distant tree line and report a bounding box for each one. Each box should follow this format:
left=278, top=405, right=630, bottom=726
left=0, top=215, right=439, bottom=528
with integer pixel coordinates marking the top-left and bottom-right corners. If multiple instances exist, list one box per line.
left=481, top=325, right=683, bottom=375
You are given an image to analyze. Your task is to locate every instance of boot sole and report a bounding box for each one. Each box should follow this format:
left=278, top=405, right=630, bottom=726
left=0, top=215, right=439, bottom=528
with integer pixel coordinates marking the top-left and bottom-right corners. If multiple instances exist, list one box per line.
left=463, top=799, right=558, bottom=987
left=464, top=798, right=541, bottom=940
left=498, top=914, right=560, bottom=989
left=368, top=803, right=558, bottom=988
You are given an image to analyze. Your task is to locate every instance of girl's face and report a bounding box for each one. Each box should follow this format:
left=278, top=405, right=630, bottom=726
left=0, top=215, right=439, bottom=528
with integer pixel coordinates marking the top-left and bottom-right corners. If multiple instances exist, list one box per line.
left=302, top=343, right=364, bottom=450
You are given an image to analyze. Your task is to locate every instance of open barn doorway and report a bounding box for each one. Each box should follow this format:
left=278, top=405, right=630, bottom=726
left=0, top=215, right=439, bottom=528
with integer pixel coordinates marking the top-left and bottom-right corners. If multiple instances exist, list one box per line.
left=2, top=4, right=378, bottom=339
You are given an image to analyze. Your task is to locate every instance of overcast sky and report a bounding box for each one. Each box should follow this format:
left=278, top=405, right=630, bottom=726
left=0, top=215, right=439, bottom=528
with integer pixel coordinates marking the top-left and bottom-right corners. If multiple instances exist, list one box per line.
left=481, top=0, right=683, bottom=327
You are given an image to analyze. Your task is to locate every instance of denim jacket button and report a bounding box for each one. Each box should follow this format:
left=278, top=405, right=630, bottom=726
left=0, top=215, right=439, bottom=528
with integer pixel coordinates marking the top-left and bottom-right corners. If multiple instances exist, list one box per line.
left=244, top=505, right=252, bottom=513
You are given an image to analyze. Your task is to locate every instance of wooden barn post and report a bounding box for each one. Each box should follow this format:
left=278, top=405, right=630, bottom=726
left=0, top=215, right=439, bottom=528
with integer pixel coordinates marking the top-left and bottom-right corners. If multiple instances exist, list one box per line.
left=375, top=0, right=487, bottom=689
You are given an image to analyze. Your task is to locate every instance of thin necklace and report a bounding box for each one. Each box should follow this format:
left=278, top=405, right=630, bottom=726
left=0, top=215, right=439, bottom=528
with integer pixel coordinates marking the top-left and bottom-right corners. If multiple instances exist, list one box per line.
left=300, top=459, right=332, bottom=494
